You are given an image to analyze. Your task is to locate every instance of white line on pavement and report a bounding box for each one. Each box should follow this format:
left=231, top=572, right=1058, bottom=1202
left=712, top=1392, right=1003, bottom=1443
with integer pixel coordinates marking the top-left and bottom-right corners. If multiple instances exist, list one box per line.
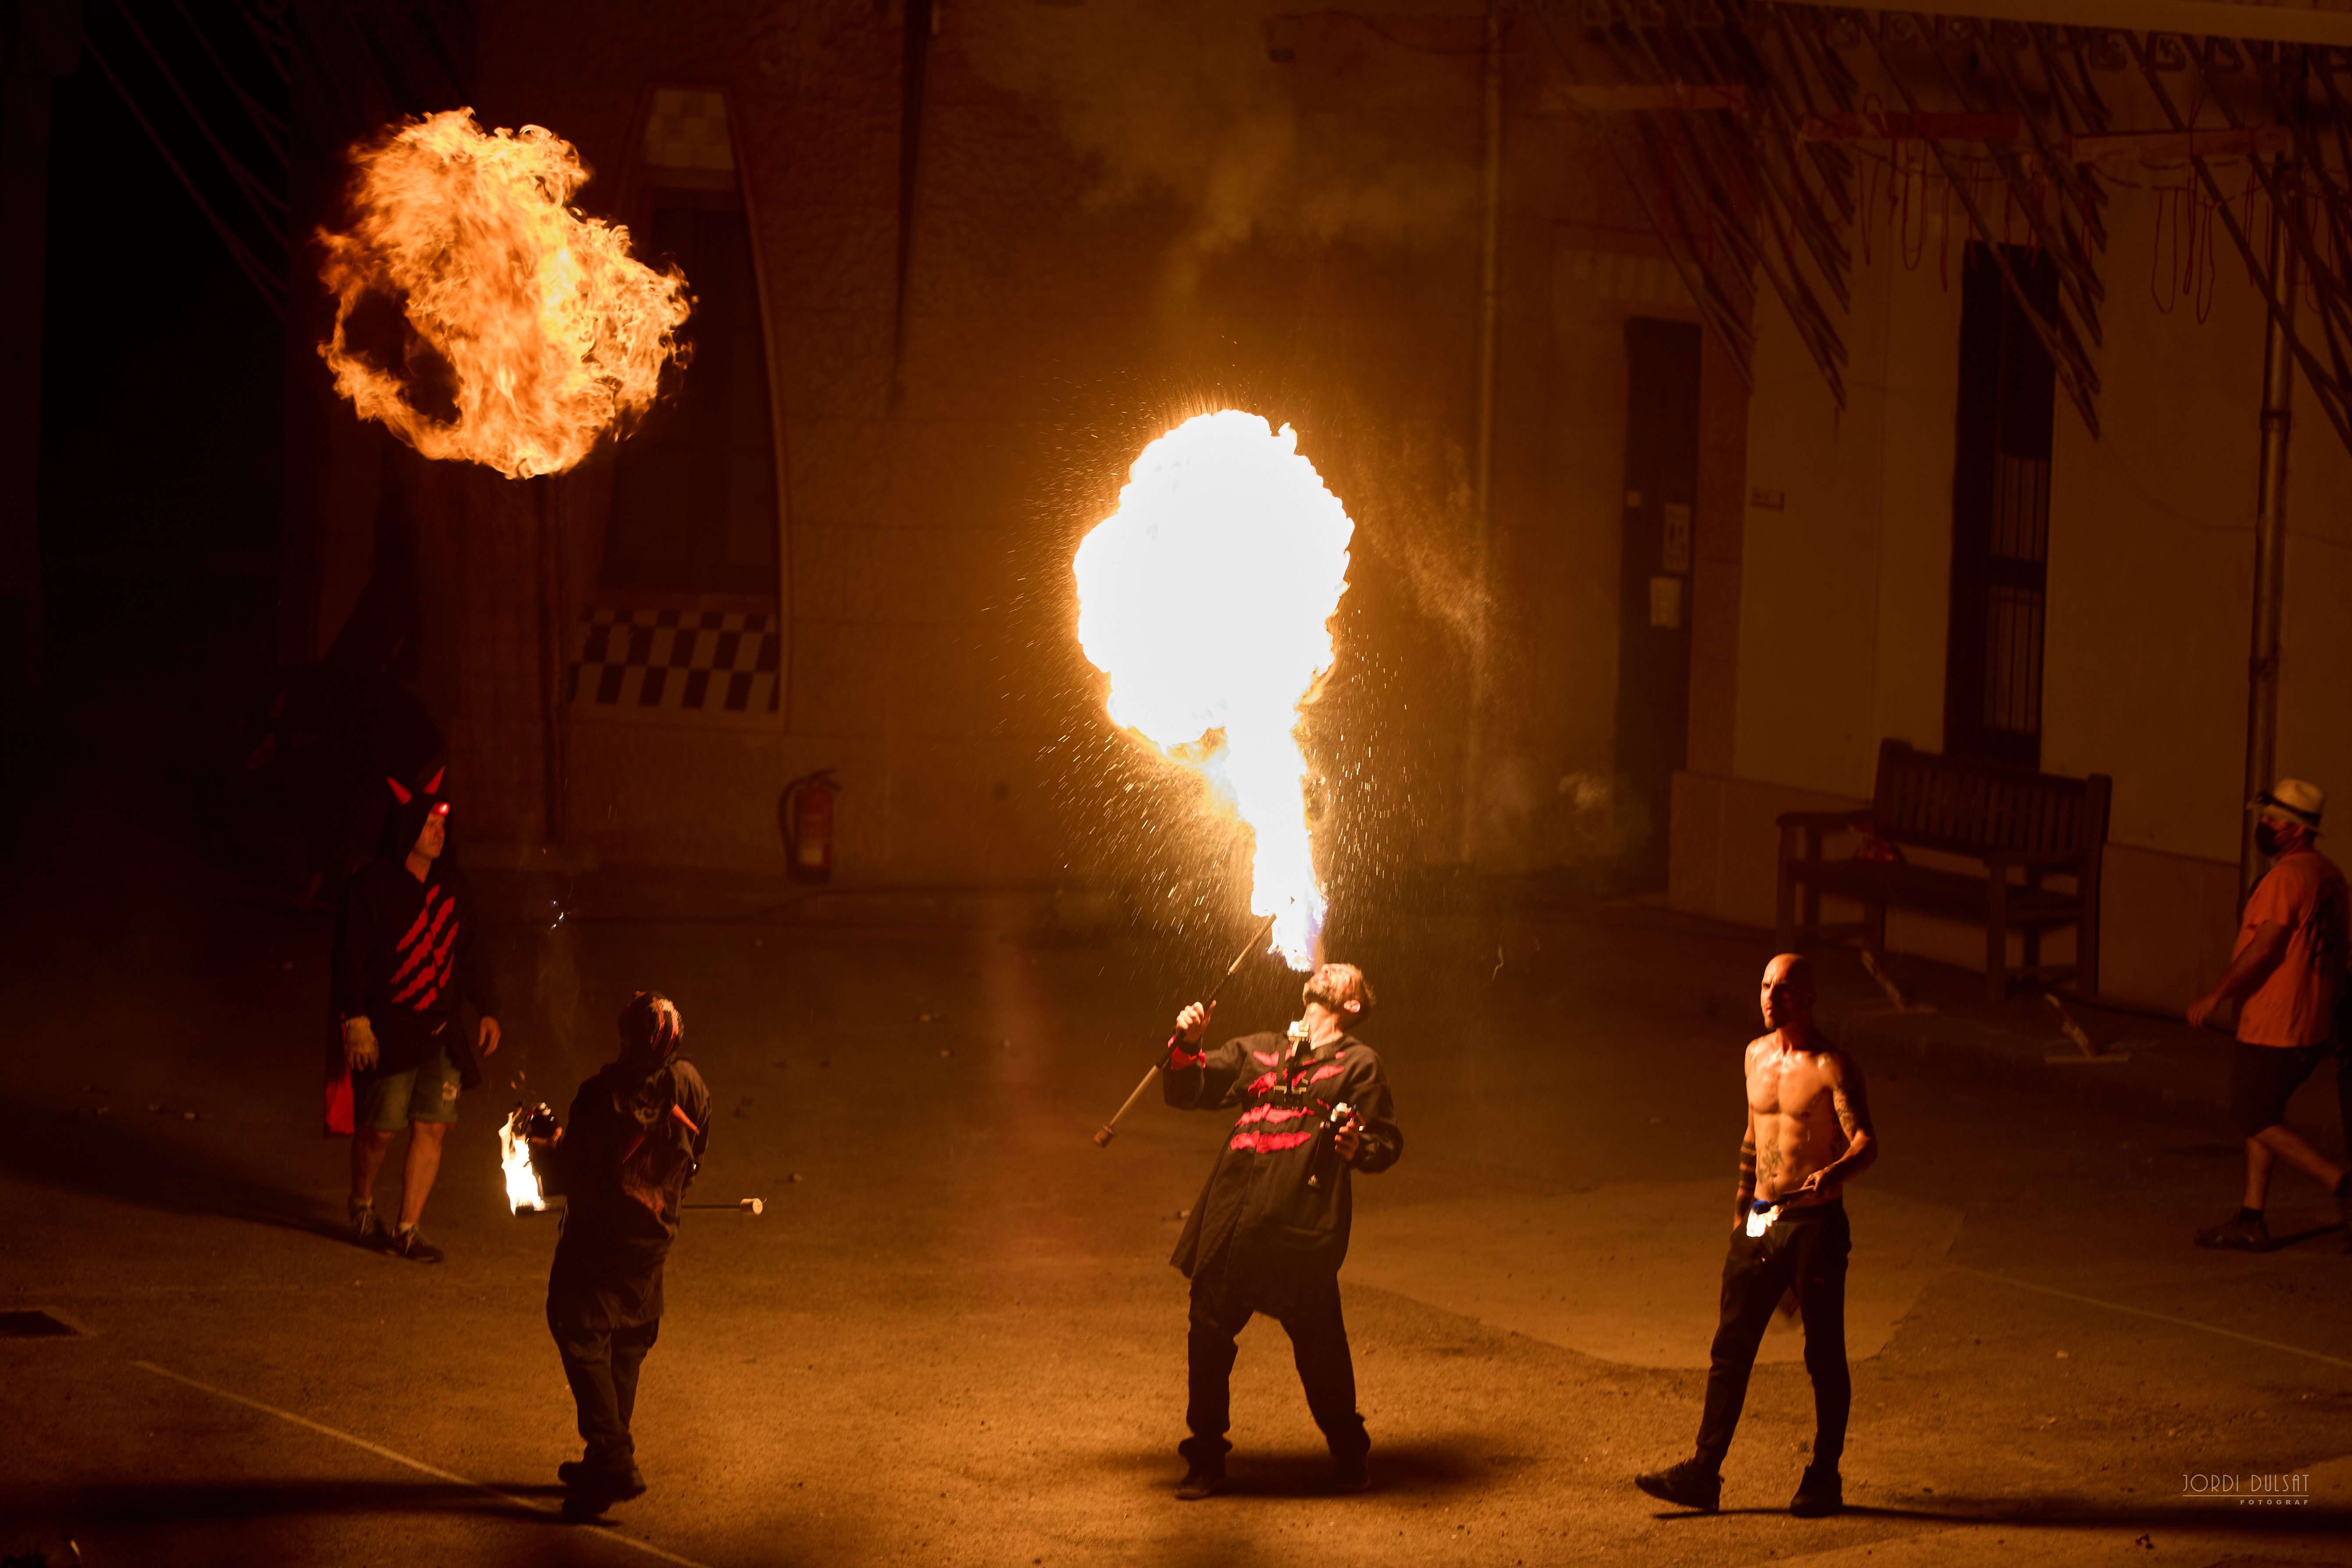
left=132, top=1360, right=714, bottom=1568
left=1951, top=1268, right=2352, bottom=1371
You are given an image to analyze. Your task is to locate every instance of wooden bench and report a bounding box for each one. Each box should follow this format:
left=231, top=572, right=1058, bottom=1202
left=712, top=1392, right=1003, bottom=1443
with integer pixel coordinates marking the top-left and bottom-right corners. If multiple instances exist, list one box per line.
left=1776, top=739, right=2111, bottom=1003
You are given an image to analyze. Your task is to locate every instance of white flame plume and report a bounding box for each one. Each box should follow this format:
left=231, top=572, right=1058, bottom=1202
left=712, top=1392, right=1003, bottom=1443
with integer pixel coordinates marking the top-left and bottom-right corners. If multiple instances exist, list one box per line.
left=1074, top=410, right=1355, bottom=968
left=498, top=1116, right=547, bottom=1214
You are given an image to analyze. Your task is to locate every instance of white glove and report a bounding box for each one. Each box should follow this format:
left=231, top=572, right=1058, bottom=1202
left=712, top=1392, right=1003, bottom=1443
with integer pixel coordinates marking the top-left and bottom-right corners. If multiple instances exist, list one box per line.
left=343, top=1015, right=379, bottom=1072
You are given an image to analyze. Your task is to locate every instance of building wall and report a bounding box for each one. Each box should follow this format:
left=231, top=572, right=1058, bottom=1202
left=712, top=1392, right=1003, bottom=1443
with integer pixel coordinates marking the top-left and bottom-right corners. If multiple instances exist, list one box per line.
left=447, top=1, right=1534, bottom=896
left=1673, top=155, right=2352, bottom=1010
left=1733, top=225, right=1961, bottom=801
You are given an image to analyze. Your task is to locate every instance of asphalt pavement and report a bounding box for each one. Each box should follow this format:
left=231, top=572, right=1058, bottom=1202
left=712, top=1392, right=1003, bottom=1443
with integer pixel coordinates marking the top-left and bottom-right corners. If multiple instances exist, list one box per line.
left=4, top=775, right=2348, bottom=1568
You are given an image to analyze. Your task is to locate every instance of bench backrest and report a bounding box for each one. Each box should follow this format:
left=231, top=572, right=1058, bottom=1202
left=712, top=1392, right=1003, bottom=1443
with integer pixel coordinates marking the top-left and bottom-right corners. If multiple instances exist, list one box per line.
left=1870, top=739, right=2112, bottom=863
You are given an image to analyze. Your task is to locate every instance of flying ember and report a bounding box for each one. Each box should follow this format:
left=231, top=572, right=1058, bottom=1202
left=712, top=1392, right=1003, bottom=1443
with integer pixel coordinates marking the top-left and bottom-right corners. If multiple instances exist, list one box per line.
left=1074, top=410, right=1355, bottom=969
left=315, top=110, right=691, bottom=480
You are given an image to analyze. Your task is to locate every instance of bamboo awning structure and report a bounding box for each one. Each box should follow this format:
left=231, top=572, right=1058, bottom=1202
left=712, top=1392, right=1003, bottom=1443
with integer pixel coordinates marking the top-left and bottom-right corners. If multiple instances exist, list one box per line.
left=1534, top=0, right=2352, bottom=457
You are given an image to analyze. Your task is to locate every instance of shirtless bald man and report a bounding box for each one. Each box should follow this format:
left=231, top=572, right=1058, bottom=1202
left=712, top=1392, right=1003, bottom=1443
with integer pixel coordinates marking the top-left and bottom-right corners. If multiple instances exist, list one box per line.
left=1637, top=953, right=1878, bottom=1518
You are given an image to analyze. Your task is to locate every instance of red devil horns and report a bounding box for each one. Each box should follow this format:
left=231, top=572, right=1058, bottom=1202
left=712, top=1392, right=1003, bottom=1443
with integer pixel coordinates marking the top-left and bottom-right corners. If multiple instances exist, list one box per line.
left=387, top=769, right=445, bottom=804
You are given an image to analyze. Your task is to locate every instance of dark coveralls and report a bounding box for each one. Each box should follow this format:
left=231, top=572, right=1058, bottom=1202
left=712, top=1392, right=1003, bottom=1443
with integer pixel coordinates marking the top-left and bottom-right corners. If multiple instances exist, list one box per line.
left=1696, top=1201, right=1852, bottom=1472
left=545, top=1056, right=712, bottom=1472
left=1164, top=1030, right=1401, bottom=1467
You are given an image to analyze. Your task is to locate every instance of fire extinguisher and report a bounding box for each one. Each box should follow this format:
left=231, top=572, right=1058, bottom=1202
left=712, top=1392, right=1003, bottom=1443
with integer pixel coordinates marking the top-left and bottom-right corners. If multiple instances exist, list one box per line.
left=782, top=769, right=840, bottom=883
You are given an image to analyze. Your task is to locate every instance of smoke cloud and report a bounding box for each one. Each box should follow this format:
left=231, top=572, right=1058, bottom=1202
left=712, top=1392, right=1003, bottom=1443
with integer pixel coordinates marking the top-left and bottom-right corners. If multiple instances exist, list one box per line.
left=961, top=1, right=1482, bottom=292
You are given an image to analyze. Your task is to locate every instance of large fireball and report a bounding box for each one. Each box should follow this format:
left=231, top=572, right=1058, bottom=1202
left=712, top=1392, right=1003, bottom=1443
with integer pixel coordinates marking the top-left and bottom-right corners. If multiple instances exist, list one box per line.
left=1074, top=410, right=1355, bottom=968
left=316, top=110, right=691, bottom=480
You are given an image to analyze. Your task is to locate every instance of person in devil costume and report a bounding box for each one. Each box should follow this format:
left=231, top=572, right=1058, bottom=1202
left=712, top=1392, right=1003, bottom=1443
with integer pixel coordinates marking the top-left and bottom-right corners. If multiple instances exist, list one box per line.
left=1161, top=961, right=1402, bottom=1499
left=331, top=767, right=502, bottom=1262
left=534, top=992, right=712, bottom=1519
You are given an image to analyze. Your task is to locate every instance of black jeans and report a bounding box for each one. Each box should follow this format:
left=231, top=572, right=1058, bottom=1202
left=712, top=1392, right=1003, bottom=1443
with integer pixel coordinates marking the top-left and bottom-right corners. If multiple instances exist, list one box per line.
left=1181, top=1263, right=1368, bottom=1467
left=548, top=1298, right=661, bottom=1468
left=1696, top=1202, right=1851, bottom=1472
left=2341, top=1044, right=2352, bottom=1155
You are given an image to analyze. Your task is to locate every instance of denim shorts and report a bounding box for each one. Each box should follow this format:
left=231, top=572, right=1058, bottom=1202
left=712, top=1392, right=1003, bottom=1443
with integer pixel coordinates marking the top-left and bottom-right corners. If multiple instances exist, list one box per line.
left=356, top=1046, right=462, bottom=1131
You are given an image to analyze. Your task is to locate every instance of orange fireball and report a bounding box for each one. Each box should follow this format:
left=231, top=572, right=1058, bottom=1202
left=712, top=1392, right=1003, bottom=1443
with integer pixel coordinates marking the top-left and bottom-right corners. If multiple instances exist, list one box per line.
left=316, top=110, right=690, bottom=479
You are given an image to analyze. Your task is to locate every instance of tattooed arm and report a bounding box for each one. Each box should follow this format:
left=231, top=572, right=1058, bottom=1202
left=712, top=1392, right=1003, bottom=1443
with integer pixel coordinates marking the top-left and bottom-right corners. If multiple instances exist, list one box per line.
left=1793, top=1050, right=1878, bottom=1195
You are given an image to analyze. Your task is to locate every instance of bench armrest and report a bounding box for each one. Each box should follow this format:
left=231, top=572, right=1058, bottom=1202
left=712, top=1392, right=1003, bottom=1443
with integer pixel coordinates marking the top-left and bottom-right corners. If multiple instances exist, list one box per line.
left=1776, top=808, right=1875, bottom=832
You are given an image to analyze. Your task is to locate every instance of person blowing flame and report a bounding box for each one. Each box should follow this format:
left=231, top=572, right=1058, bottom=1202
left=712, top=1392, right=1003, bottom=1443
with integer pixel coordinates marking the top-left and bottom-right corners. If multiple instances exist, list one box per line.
left=1161, top=961, right=1401, bottom=1498
left=531, top=992, right=712, bottom=1519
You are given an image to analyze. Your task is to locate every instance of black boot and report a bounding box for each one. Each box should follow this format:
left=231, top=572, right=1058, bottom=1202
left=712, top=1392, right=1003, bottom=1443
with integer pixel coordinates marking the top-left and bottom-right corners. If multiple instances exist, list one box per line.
left=561, top=1455, right=647, bottom=1520
left=1790, top=1464, right=1843, bottom=1517
left=1634, top=1458, right=1721, bottom=1512
left=1175, top=1462, right=1226, bottom=1500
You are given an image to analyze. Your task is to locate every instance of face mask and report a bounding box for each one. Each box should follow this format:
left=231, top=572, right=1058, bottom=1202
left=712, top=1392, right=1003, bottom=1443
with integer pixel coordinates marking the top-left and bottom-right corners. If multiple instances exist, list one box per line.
left=2255, top=821, right=2284, bottom=857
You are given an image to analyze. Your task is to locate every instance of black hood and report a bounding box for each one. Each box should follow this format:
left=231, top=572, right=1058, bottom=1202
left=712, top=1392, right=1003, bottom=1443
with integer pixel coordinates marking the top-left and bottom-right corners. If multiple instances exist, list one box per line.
left=376, top=766, right=449, bottom=861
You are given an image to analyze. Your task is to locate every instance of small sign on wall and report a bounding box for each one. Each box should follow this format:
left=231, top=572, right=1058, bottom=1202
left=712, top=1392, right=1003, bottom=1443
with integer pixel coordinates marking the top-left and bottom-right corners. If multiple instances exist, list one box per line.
left=1649, top=576, right=1683, bottom=629
left=1663, top=502, right=1692, bottom=572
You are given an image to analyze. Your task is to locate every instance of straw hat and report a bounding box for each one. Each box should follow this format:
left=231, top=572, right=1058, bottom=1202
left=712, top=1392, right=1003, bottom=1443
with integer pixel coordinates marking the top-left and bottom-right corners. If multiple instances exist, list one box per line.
left=2250, top=778, right=2325, bottom=829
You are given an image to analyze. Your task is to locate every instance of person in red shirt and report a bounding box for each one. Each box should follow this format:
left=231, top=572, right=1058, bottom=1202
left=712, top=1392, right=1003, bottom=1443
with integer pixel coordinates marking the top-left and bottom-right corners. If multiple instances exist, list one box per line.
left=2186, top=779, right=2352, bottom=1252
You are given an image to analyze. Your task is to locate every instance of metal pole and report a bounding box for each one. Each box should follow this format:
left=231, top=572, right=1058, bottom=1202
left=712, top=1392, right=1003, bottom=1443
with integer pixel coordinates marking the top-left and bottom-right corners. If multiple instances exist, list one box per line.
left=2240, top=166, right=2296, bottom=906
left=1459, top=1, right=1504, bottom=864
left=535, top=475, right=569, bottom=849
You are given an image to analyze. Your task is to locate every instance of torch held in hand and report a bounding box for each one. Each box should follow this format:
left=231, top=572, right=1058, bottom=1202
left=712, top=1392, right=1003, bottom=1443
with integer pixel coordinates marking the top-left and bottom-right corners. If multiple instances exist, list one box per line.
left=1093, top=910, right=1280, bottom=1148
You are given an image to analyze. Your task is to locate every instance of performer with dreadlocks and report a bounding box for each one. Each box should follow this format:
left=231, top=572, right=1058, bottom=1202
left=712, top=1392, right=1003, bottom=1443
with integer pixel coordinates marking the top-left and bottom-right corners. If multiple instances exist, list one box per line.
left=537, top=991, right=712, bottom=1519
left=331, top=767, right=501, bottom=1262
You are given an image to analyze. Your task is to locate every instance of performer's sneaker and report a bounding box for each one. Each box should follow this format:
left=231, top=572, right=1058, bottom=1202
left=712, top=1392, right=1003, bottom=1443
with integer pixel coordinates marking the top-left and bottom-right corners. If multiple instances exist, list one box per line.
left=1635, top=1459, right=1721, bottom=1513
left=1789, top=1464, right=1843, bottom=1517
left=348, top=1202, right=386, bottom=1250
left=1332, top=1453, right=1372, bottom=1493
left=2192, top=1214, right=2270, bottom=1252
left=1174, top=1465, right=1226, bottom=1501
left=385, top=1225, right=445, bottom=1264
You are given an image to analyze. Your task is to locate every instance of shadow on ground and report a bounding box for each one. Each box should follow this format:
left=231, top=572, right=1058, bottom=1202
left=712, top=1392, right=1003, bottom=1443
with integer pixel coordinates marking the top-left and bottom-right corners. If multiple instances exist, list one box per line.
left=0, top=1479, right=791, bottom=1567
left=1644, top=1495, right=2352, bottom=1534
left=1089, top=1440, right=1493, bottom=1501
left=0, top=1479, right=556, bottom=1529
left=0, top=1098, right=344, bottom=1243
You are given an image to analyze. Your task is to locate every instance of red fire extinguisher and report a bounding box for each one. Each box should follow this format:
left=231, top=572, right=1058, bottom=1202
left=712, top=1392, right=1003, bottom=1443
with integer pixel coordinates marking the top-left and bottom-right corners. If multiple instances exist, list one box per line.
left=782, top=769, right=840, bottom=882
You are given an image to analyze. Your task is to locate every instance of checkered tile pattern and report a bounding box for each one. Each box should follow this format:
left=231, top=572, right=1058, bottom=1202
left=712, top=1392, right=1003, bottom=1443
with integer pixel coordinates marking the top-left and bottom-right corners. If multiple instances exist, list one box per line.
left=568, top=607, right=779, bottom=716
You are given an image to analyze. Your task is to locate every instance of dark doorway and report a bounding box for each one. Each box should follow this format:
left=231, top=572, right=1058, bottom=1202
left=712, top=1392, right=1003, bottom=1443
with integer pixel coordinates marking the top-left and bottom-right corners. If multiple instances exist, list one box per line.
left=599, top=196, right=780, bottom=599
left=1945, top=243, right=2057, bottom=768
left=1614, top=317, right=1702, bottom=888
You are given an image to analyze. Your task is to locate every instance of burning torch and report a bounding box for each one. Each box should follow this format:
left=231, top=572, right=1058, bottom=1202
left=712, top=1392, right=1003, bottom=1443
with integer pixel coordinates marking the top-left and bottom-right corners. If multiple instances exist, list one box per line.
left=500, top=1102, right=561, bottom=1214
left=1093, top=910, right=1279, bottom=1148
left=499, top=1103, right=763, bottom=1217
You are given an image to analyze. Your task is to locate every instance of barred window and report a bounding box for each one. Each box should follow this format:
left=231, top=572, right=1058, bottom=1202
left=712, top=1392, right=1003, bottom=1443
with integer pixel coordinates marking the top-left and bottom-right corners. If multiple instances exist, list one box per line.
left=1946, top=244, right=2056, bottom=768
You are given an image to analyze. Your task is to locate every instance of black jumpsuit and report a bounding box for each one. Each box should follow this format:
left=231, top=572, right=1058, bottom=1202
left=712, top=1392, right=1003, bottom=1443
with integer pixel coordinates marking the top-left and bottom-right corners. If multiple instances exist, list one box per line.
left=1163, top=1030, right=1401, bottom=1466
left=545, top=1055, right=712, bottom=1473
